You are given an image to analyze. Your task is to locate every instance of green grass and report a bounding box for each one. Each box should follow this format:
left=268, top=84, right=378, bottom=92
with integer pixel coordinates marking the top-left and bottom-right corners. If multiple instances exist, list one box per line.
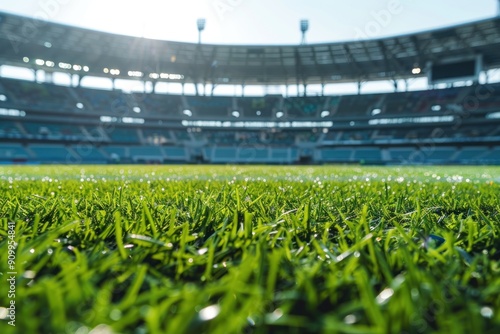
left=0, top=165, right=499, bottom=334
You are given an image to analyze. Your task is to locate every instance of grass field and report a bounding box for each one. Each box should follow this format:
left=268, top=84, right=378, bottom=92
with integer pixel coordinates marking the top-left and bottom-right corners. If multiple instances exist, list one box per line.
left=0, top=165, right=499, bottom=334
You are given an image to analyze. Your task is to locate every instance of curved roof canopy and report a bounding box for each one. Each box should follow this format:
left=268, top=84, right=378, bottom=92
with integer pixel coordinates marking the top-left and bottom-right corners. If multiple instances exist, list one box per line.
left=1, top=12, right=500, bottom=85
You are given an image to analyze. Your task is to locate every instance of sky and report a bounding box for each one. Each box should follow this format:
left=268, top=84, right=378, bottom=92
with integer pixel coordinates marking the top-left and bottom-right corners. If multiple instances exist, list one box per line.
left=0, top=0, right=498, bottom=45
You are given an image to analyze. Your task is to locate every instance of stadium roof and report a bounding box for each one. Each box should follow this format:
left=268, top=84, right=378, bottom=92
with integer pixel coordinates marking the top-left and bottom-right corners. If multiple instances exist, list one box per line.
left=1, top=12, right=500, bottom=86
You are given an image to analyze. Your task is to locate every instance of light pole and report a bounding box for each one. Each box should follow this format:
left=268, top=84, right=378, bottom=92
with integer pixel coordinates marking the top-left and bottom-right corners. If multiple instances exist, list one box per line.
left=300, top=19, right=309, bottom=45
left=197, top=18, right=206, bottom=44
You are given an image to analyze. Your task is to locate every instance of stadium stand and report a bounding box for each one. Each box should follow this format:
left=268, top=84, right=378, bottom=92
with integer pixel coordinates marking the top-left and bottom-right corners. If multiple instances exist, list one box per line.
left=0, top=143, right=29, bottom=162
left=237, top=96, right=281, bottom=118
left=0, top=11, right=499, bottom=165
left=1, top=76, right=499, bottom=165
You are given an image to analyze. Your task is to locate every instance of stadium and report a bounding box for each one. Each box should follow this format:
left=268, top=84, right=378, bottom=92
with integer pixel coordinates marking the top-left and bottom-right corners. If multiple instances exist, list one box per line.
left=0, top=1, right=499, bottom=333
left=1, top=8, right=500, bottom=165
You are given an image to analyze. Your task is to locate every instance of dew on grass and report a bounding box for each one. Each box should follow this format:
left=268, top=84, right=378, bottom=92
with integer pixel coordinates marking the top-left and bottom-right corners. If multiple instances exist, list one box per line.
left=344, top=314, right=357, bottom=324
left=23, top=271, right=36, bottom=279
left=247, top=316, right=256, bottom=326
left=198, top=305, right=220, bottom=321
left=376, top=288, right=394, bottom=305
left=266, top=308, right=284, bottom=323
left=480, top=306, right=494, bottom=318
left=89, top=324, right=113, bottom=334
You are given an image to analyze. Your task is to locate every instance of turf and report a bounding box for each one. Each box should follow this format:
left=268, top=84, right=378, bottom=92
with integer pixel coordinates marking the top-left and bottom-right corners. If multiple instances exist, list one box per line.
left=0, top=165, right=499, bottom=334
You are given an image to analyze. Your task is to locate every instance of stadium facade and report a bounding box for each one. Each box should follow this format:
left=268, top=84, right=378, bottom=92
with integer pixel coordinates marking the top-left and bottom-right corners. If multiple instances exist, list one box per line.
left=0, top=12, right=500, bottom=165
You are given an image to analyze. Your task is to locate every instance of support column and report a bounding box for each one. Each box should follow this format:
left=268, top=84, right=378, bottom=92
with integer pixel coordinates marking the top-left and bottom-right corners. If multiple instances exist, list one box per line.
left=194, top=82, right=199, bottom=96
left=45, top=72, right=54, bottom=84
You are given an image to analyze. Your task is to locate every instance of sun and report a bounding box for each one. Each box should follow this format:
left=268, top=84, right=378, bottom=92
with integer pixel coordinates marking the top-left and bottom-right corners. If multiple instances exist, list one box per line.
left=76, top=0, right=209, bottom=42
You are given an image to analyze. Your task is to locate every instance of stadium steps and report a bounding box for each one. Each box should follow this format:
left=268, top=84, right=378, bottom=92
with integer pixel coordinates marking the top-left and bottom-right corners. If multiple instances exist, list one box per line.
left=0, top=143, right=29, bottom=161
left=0, top=80, right=7, bottom=95
left=129, top=146, right=165, bottom=162
left=69, top=145, right=108, bottom=163
left=30, top=144, right=78, bottom=163
left=381, top=149, right=391, bottom=162
left=423, top=147, right=457, bottom=163
left=324, top=97, right=338, bottom=116
left=162, top=147, right=188, bottom=161
left=166, top=130, right=177, bottom=142
left=387, top=148, right=419, bottom=164
left=103, top=146, right=130, bottom=161
left=353, top=148, right=382, bottom=163
left=374, top=94, right=386, bottom=111
left=269, top=148, right=298, bottom=164
left=15, top=122, right=30, bottom=136
left=454, top=85, right=474, bottom=105
left=81, top=126, right=109, bottom=142
left=488, top=125, right=500, bottom=137
left=318, top=148, right=354, bottom=162
left=0, top=81, right=20, bottom=103
left=66, top=87, right=85, bottom=107
left=70, top=89, right=99, bottom=112
left=448, top=150, right=461, bottom=162
left=23, top=146, right=36, bottom=159
left=479, top=146, right=500, bottom=164
left=277, top=97, right=285, bottom=114
left=321, top=131, right=343, bottom=144
left=453, top=147, right=489, bottom=163
left=180, top=95, right=189, bottom=111
left=316, top=133, right=327, bottom=144
left=137, top=129, right=146, bottom=144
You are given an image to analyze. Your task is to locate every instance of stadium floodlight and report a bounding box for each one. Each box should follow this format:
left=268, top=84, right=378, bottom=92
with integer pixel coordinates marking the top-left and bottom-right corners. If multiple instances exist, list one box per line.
left=300, top=19, right=309, bottom=44
left=197, top=18, right=206, bottom=44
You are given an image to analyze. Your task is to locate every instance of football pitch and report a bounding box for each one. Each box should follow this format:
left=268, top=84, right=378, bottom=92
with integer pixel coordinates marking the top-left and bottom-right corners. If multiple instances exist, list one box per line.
left=0, top=165, right=499, bottom=333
